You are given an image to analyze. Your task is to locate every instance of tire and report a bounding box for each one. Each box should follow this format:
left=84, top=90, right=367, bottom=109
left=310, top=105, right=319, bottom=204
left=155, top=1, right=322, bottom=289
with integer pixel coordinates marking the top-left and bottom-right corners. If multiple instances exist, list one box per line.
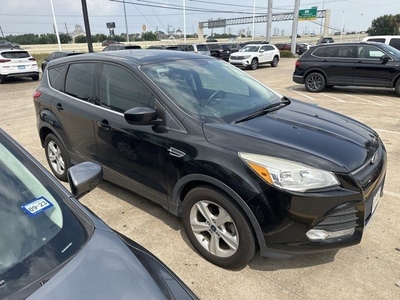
left=0, top=77, right=5, bottom=84
left=305, top=72, right=326, bottom=92
left=271, top=56, right=279, bottom=67
left=249, top=58, right=258, bottom=70
left=44, top=133, right=71, bottom=182
left=182, top=186, right=256, bottom=269
left=31, top=74, right=39, bottom=81
left=395, top=79, right=400, bottom=96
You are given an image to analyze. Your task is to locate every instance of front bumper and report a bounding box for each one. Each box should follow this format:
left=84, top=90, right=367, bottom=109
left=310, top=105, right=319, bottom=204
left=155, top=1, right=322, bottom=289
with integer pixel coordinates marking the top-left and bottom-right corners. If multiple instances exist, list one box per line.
left=229, top=59, right=250, bottom=68
left=253, top=145, right=387, bottom=258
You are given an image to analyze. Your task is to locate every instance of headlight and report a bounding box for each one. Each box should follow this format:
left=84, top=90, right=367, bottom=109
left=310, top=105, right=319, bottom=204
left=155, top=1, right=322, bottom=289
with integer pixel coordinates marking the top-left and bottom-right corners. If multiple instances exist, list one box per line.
left=239, top=153, right=340, bottom=192
left=241, top=55, right=251, bottom=59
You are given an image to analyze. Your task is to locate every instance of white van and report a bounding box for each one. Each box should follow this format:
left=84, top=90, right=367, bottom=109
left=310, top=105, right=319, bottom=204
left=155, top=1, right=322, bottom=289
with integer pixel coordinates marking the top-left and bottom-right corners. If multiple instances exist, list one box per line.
left=362, top=35, right=400, bottom=51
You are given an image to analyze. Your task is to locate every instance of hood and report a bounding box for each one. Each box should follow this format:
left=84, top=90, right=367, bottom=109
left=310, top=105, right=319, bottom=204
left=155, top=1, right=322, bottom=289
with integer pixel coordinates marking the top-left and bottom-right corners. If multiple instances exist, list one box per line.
left=203, top=99, right=380, bottom=172
left=28, top=229, right=187, bottom=300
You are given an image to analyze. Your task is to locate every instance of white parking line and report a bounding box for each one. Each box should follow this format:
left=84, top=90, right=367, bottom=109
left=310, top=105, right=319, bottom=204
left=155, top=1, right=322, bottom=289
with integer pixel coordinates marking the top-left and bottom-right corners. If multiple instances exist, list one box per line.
left=319, top=93, right=346, bottom=102
left=375, top=128, right=400, bottom=135
left=289, top=89, right=316, bottom=100
left=346, top=94, right=383, bottom=105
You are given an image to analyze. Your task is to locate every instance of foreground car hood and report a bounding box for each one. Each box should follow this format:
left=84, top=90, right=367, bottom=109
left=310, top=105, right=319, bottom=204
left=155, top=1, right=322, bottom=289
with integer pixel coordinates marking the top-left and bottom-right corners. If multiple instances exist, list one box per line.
left=204, top=99, right=380, bottom=172
left=28, top=229, right=189, bottom=300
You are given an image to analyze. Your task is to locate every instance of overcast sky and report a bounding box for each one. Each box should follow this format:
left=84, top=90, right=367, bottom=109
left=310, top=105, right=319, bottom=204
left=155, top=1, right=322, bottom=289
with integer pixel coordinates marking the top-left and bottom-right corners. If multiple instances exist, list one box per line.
left=0, top=0, right=398, bottom=38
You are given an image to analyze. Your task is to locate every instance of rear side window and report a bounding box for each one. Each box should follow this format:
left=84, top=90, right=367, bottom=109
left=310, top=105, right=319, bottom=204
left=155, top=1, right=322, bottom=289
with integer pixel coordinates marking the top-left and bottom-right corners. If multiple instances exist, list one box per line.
left=100, top=64, right=153, bottom=113
left=263, top=45, right=275, bottom=51
left=196, top=45, right=209, bottom=51
left=1, top=51, right=29, bottom=59
left=65, top=63, right=95, bottom=101
left=389, top=38, right=400, bottom=50
left=48, top=65, right=67, bottom=91
left=179, top=45, right=194, bottom=51
left=366, top=38, right=385, bottom=43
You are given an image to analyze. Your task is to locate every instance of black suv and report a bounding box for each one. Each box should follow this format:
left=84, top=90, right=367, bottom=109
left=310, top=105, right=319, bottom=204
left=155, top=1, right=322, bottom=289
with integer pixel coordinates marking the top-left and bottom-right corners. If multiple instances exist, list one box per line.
left=41, top=51, right=84, bottom=72
left=207, top=43, right=231, bottom=61
left=34, top=50, right=386, bottom=269
left=293, top=41, right=400, bottom=95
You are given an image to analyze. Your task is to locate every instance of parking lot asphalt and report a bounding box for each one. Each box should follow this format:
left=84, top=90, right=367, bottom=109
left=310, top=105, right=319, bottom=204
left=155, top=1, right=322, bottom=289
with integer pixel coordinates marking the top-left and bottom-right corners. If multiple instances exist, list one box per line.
left=1, top=58, right=399, bottom=300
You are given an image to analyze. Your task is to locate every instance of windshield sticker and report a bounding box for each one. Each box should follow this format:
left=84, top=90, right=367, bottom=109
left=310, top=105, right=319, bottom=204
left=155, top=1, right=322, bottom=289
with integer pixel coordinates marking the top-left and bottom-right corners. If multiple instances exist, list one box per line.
left=21, top=196, right=53, bottom=216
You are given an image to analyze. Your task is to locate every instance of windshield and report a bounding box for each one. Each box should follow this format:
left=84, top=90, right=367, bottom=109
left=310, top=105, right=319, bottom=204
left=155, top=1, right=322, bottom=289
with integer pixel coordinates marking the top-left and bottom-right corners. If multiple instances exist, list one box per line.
left=141, top=57, right=282, bottom=123
left=0, top=134, right=89, bottom=297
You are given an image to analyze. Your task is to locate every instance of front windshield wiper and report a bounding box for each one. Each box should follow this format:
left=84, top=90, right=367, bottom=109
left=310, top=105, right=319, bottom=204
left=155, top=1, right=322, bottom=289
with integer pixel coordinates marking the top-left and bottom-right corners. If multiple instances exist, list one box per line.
left=234, top=97, right=291, bottom=124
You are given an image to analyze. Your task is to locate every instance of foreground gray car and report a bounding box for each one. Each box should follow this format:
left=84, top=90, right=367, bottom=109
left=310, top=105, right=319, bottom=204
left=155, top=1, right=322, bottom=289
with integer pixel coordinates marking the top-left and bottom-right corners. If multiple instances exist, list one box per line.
left=0, top=128, right=198, bottom=300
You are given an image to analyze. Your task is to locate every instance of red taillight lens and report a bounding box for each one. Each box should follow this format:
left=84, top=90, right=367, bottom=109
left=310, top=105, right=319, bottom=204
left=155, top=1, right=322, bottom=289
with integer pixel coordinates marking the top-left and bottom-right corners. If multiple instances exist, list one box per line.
left=29, top=57, right=36, bottom=61
left=33, top=90, right=42, bottom=99
left=295, top=60, right=301, bottom=68
left=0, top=59, right=11, bottom=63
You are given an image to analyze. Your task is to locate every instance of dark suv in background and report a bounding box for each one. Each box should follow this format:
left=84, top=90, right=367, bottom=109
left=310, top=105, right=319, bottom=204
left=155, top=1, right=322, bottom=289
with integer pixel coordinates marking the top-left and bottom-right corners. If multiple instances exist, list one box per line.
left=293, top=41, right=400, bottom=95
left=41, top=51, right=84, bottom=71
left=207, top=43, right=231, bottom=61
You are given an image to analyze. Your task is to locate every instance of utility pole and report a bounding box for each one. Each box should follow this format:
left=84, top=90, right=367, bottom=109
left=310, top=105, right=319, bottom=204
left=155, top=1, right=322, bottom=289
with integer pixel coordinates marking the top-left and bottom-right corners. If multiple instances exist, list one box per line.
left=0, top=26, right=4, bottom=38
left=266, top=0, right=272, bottom=43
left=50, top=0, right=62, bottom=51
left=81, top=0, right=93, bottom=53
left=65, top=23, right=69, bottom=35
left=123, top=0, right=129, bottom=42
left=291, top=0, right=300, bottom=55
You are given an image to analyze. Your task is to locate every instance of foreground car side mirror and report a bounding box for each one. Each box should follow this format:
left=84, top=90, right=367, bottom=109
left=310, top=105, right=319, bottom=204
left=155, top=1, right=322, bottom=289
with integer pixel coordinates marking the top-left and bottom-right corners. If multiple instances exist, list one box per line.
left=380, top=55, right=390, bottom=63
left=68, top=162, right=103, bottom=199
left=124, top=107, right=162, bottom=126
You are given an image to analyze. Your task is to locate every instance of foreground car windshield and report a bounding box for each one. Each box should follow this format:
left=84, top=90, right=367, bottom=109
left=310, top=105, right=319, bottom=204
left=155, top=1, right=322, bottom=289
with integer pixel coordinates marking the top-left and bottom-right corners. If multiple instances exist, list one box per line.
left=141, top=57, right=282, bottom=123
left=0, top=136, right=88, bottom=297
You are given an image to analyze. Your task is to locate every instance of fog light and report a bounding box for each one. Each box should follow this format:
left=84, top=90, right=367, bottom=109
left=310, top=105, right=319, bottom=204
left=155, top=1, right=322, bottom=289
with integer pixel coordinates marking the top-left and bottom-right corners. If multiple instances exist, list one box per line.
left=306, top=228, right=355, bottom=241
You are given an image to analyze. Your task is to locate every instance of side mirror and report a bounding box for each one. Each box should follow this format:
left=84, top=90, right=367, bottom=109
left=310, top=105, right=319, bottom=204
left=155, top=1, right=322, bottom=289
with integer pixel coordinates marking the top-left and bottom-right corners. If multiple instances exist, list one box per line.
left=124, top=107, right=162, bottom=126
left=68, top=162, right=103, bottom=199
left=380, top=55, right=390, bottom=63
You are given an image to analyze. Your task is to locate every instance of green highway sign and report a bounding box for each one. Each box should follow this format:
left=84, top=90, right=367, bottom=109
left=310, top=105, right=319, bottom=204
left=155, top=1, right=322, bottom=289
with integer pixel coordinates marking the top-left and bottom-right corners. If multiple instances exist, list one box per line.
left=299, top=7, right=317, bottom=21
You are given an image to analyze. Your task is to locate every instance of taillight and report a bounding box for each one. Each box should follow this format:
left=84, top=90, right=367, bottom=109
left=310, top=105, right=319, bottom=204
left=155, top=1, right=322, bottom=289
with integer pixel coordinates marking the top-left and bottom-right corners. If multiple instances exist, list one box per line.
left=0, top=59, right=11, bottom=63
left=33, top=90, right=42, bottom=99
left=29, top=57, right=36, bottom=61
left=295, top=60, right=301, bottom=68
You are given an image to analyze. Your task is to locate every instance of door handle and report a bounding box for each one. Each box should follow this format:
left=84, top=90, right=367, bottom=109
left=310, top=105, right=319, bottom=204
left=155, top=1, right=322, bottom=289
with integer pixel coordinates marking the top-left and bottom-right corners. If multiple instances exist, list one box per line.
left=55, top=103, right=63, bottom=111
left=97, top=120, right=111, bottom=131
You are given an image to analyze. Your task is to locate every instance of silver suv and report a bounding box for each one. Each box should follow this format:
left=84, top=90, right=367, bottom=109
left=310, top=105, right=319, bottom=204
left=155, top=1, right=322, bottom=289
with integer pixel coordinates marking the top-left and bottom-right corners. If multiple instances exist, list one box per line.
left=177, top=43, right=211, bottom=56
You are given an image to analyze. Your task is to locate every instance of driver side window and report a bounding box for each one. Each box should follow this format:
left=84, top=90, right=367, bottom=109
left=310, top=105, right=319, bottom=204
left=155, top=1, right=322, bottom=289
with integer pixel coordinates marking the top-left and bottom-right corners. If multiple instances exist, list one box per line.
left=100, top=64, right=154, bottom=113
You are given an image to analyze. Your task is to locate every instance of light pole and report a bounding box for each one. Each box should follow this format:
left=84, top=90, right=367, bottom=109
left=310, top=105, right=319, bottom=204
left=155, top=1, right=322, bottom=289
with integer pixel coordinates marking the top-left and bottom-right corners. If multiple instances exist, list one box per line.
left=123, top=0, right=129, bottom=42
left=252, top=0, right=256, bottom=41
left=319, top=0, right=325, bottom=35
left=183, top=0, right=186, bottom=43
left=50, top=0, right=62, bottom=50
left=340, top=10, right=345, bottom=42
left=357, top=13, right=363, bottom=41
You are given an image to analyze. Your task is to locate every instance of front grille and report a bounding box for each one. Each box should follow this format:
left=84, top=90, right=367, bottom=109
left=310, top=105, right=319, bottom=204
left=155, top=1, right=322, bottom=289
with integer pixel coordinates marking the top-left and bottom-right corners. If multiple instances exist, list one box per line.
left=315, top=206, right=358, bottom=232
